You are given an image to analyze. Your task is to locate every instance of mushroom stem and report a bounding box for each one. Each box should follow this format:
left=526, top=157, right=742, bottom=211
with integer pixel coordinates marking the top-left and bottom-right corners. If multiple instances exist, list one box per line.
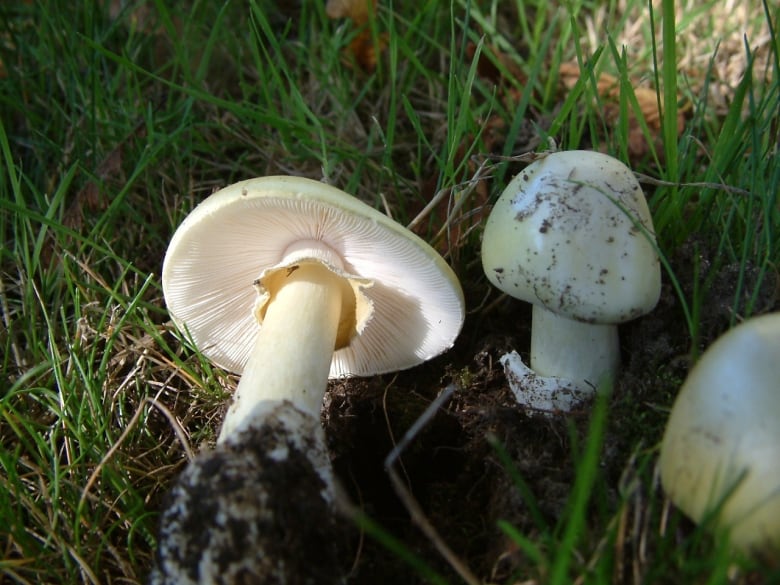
left=218, top=263, right=343, bottom=441
left=530, top=304, right=619, bottom=396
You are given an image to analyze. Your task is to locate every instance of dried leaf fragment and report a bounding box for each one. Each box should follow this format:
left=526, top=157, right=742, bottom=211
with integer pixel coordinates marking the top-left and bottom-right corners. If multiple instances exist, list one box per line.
left=326, top=0, right=387, bottom=71
left=559, top=62, right=685, bottom=162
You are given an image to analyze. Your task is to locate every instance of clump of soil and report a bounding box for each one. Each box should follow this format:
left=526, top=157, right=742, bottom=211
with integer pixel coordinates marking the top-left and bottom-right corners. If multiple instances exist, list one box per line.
left=322, top=240, right=778, bottom=583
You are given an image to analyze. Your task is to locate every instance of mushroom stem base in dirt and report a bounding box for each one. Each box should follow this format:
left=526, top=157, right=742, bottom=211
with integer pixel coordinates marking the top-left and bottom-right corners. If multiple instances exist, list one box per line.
left=501, top=305, right=619, bottom=413
left=218, top=262, right=344, bottom=441
left=150, top=401, right=343, bottom=585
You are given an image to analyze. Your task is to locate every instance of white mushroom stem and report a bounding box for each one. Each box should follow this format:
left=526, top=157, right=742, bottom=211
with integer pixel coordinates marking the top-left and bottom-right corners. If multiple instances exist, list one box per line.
left=218, top=262, right=343, bottom=442
left=529, top=304, right=620, bottom=399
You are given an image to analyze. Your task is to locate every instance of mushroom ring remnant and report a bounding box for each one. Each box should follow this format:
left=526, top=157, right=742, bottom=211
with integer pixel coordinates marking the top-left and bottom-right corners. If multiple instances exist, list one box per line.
left=481, top=150, right=661, bottom=413
left=659, top=313, right=780, bottom=555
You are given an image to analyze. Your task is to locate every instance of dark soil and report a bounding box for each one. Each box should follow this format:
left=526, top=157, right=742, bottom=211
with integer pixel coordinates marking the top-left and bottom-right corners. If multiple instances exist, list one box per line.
left=323, top=242, right=779, bottom=583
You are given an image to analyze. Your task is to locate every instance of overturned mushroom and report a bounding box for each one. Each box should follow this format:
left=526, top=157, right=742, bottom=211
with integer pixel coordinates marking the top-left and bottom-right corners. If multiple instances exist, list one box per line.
left=152, top=176, right=465, bottom=583
left=481, top=151, right=661, bottom=413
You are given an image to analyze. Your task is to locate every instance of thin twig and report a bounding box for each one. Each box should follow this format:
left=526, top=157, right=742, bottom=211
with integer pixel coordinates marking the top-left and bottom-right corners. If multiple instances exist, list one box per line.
left=476, top=150, right=549, bottom=165
left=406, top=185, right=452, bottom=232
left=67, top=543, right=101, bottom=585
left=379, top=191, right=395, bottom=220
left=0, top=275, right=26, bottom=371
left=342, top=468, right=367, bottom=579
left=384, top=383, right=482, bottom=585
left=477, top=151, right=753, bottom=197
left=381, top=374, right=411, bottom=488
left=633, top=172, right=753, bottom=196
left=433, top=158, right=493, bottom=242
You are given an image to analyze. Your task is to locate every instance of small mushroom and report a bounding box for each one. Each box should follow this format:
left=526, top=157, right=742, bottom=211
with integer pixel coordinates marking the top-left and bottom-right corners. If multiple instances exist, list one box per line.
left=153, top=176, right=465, bottom=583
left=481, top=151, right=661, bottom=412
left=659, top=313, right=780, bottom=555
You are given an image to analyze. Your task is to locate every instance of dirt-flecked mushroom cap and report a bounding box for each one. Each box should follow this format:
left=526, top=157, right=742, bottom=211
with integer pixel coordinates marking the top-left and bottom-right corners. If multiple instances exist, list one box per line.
left=162, top=176, right=465, bottom=379
left=482, top=150, right=661, bottom=324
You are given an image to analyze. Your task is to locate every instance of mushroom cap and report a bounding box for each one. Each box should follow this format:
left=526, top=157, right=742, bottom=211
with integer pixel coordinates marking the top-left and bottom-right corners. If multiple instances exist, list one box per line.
left=481, top=150, right=661, bottom=324
left=162, top=176, right=465, bottom=378
left=659, top=313, right=780, bottom=553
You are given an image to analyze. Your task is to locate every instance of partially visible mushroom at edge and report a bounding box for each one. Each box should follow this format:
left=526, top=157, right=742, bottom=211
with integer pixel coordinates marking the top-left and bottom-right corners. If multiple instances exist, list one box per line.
left=659, top=312, right=780, bottom=555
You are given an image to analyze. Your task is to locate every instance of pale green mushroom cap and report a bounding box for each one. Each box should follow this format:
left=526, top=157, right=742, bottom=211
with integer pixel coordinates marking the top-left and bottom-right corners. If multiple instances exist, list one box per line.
left=659, top=313, right=780, bottom=554
left=481, top=150, right=661, bottom=325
